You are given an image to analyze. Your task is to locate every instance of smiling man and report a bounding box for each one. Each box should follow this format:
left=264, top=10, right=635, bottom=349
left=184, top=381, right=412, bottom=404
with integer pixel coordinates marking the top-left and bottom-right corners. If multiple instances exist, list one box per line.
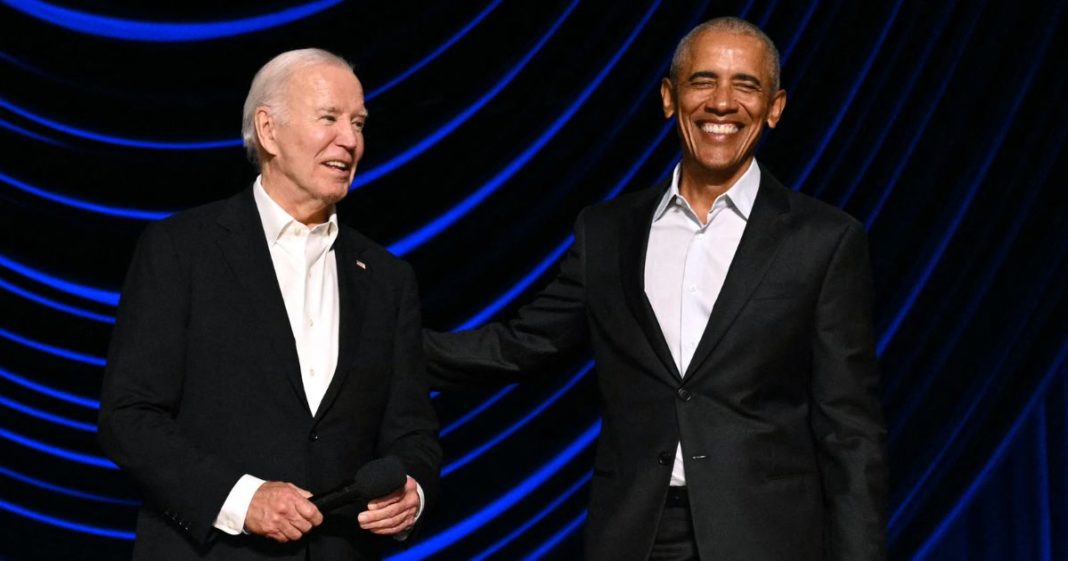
left=425, top=17, right=886, bottom=561
left=99, top=49, right=440, bottom=561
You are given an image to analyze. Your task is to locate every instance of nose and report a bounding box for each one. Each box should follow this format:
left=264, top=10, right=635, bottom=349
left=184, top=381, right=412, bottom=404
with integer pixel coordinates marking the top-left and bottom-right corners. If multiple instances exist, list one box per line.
left=704, top=85, right=736, bottom=114
left=335, top=123, right=359, bottom=151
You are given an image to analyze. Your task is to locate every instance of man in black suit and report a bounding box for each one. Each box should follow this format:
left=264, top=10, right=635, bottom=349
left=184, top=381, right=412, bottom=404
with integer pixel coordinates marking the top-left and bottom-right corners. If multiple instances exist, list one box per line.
left=99, top=49, right=440, bottom=560
left=424, top=17, right=886, bottom=561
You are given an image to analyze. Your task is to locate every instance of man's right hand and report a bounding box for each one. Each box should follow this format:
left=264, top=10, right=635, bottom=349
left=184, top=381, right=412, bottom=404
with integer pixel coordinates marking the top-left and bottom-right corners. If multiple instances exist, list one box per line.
left=244, top=481, right=323, bottom=542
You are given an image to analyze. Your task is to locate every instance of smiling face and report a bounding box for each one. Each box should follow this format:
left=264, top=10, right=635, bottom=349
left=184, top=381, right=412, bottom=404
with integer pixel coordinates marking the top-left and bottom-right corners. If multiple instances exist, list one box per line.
left=661, top=30, right=786, bottom=188
left=256, top=62, right=366, bottom=221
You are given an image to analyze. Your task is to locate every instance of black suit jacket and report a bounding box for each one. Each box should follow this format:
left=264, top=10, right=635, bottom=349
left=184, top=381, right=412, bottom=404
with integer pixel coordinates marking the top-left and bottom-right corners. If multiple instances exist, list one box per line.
left=425, top=167, right=887, bottom=561
left=99, top=188, right=441, bottom=561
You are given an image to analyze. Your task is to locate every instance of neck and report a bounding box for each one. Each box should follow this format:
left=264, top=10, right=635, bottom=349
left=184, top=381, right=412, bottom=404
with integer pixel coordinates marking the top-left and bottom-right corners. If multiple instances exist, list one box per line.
left=260, top=169, right=330, bottom=225
left=676, top=158, right=753, bottom=223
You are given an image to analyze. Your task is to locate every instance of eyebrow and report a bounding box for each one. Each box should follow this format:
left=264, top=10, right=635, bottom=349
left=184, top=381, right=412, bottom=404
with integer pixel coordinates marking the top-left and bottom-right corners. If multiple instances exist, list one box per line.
left=318, top=105, right=369, bottom=119
left=687, top=71, right=763, bottom=86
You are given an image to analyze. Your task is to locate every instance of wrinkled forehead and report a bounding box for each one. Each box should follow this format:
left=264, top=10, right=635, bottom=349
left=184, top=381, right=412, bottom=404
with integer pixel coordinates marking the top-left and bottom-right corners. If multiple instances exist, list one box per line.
left=284, top=63, right=366, bottom=111
left=682, top=30, right=773, bottom=79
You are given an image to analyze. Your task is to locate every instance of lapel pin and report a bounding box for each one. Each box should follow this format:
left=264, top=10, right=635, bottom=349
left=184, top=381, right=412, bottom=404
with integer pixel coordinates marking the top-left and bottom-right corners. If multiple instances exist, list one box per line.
left=355, top=259, right=367, bottom=270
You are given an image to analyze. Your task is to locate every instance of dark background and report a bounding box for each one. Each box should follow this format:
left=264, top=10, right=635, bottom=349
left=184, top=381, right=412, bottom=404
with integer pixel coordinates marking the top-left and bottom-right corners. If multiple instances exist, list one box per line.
left=1, top=1, right=1065, bottom=559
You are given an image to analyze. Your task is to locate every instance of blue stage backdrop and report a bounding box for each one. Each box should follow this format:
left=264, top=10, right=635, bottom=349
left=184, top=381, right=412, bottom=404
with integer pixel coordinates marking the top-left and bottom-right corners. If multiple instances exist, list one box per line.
left=1, top=1, right=1065, bottom=559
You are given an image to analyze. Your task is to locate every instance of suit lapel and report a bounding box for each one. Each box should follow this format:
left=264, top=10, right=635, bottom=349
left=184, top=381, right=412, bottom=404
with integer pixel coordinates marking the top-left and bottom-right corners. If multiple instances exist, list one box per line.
left=313, top=229, right=371, bottom=422
left=619, top=180, right=683, bottom=383
left=682, top=168, right=792, bottom=380
left=215, top=188, right=309, bottom=412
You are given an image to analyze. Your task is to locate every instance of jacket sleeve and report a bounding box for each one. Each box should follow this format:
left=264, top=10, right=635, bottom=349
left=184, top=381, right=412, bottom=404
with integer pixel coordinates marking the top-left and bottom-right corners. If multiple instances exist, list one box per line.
left=422, top=210, right=591, bottom=391
left=376, top=262, right=442, bottom=527
left=809, top=220, right=888, bottom=560
left=98, top=222, right=242, bottom=546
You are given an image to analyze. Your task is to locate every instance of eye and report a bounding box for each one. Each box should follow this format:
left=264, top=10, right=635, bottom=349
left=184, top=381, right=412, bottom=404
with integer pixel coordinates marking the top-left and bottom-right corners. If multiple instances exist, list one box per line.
left=320, top=115, right=337, bottom=123
left=352, top=120, right=365, bottom=131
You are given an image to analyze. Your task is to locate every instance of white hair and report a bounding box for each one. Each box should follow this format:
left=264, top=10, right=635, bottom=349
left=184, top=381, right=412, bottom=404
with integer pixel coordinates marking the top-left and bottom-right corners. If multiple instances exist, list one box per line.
left=241, top=48, right=353, bottom=166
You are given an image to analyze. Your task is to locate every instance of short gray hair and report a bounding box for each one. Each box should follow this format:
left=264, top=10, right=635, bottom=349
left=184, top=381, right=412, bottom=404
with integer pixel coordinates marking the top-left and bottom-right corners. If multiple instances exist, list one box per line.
left=669, top=17, right=781, bottom=92
left=241, top=48, right=354, bottom=166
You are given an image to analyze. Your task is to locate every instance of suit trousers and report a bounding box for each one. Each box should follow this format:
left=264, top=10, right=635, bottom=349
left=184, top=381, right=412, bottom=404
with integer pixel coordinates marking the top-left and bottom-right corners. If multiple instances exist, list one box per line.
left=648, top=488, right=700, bottom=561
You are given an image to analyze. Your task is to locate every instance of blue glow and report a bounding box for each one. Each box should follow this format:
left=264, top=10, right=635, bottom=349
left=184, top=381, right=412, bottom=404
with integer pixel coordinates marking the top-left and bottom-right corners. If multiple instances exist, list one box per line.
left=521, top=511, right=587, bottom=561
left=779, top=0, right=820, bottom=65
left=439, top=384, right=516, bottom=437
left=0, top=0, right=343, bottom=42
left=0, top=116, right=66, bottom=146
left=0, top=254, right=119, bottom=306
left=442, top=362, right=592, bottom=476
left=366, top=0, right=504, bottom=100
left=387, top=0, right=662, bottom=255
left=352, top=0, right=579, bottom=190
left=910, top=341, right=1067, bottom=559
left=0, top=277, right=115, bottom=323
left=472, top=472, right=591, bottom=561
left=0, top=394, right=97, bottom=432
left=876, top=3, right=1056, bottom=354
left=0, top=498, right=133, bottom=539
left=0, top=465, right=138, bottom=506
left=833, top=0, right=957, bottom=208
left=0, top=170, right=173, bottom=220
left=0, top=326, right=106, bottom=367
left=0, top=426, right=117, bottom=469
left=0, top=366, right=99, bottom=409
left=386, top=421, right=600, bottom=561
left=792, top=0, right=905, bottom=190
left=0, top=96, right=241, bottom=150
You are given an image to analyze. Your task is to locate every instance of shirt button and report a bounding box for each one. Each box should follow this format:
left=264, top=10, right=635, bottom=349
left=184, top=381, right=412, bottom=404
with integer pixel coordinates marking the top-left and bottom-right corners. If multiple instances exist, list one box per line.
left=309, top=368, right=316, bottom=377
left=307, top=319, right=314, bottom=327
left=688, top=285, right=697, bottom=293
left=658, top=452, right=674, bottom=466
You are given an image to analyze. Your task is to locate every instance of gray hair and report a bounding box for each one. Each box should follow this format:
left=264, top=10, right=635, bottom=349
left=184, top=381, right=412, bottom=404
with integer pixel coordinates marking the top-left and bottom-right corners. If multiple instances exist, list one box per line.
left=241, top=48, right=354, bottom=166
left=669, top=17, right=781, bottom=92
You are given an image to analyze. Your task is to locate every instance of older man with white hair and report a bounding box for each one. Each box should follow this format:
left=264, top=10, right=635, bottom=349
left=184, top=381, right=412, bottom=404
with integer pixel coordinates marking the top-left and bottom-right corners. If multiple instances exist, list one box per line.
left=99, top=48, right=440, bottom=561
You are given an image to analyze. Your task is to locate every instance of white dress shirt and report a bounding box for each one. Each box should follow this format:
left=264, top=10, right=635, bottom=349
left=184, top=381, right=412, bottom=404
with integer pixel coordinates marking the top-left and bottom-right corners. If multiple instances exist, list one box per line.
left=644, top=159, right=760, bottom=487
left=214, top=177, right=341, bottom=534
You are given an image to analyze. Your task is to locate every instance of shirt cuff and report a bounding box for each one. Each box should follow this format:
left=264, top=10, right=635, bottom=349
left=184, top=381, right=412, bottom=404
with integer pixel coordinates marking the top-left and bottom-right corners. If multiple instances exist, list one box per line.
left=213, top=474, right=266, bottom=535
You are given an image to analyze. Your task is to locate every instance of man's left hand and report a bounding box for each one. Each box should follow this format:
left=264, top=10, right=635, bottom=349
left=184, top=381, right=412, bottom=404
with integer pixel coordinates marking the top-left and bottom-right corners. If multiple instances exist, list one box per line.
left=357, top=476, right=420, bottom=535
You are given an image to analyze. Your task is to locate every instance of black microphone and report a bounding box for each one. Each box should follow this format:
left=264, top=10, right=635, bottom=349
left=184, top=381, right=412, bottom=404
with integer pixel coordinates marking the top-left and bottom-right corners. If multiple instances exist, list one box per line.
left=310, top=456, right=407, bottom=512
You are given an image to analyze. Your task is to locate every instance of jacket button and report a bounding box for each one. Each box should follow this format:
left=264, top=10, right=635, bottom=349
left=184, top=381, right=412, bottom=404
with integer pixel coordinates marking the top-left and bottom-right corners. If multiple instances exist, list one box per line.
left=658, top=452, right=673, bottom=466
left=309, top=431, right=319, bottom=442
left=677, top=387, right=693, bottom=401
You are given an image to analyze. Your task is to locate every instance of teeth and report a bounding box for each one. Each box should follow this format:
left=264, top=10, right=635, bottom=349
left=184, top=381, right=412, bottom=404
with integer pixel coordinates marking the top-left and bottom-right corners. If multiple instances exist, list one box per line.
left=701, top=123, right=739, bottom=134
left=324, top=161, right=349, bottom=170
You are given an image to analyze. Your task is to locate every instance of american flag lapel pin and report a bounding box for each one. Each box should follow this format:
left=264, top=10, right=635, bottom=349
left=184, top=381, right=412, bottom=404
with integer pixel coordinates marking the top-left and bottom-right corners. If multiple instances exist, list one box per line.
left=355, top=259, right=367, bottom=270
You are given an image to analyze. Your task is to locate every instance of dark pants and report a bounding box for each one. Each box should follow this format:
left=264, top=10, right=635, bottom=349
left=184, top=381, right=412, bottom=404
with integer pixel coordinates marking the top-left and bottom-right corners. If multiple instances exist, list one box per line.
left=648, top=487, right=700, bottom=561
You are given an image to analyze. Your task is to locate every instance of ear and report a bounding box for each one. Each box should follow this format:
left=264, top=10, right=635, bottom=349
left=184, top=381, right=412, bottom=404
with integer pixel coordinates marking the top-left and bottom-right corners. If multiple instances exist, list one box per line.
left=765, top=89, right=787, bottom=129
left=660, top=77, right=676, bottom=119
left=255, top=107, right=280, bottom=158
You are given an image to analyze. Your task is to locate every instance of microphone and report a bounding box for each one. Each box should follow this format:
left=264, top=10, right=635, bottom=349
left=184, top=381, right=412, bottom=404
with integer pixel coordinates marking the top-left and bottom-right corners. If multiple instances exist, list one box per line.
left=310, top=456, right=407, bottom=512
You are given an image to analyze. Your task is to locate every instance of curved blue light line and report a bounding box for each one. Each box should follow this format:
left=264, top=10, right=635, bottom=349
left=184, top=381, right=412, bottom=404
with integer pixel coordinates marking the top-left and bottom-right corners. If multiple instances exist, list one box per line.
left=0, top=426, right=117, bottom=469
left=521, top=510, right=588, bottom=561
left=0, top=326, right=106, bottom=367
left=910, top=340, right=1067, bottom=559
left=0, top=277, right=115, bottom=323
left=352, top=0, right=580, bottom=190
left=0, top=498, right=133, bottom=539
left=0, top=96, right=241, bottom=150
left=792, top=0, right=905, bottom=190
left=0, top=393, right=97, bottom=432
left=876, top=2, right=1057, bottom=353
left=0, top=115, right=66, bottom=146
left=366, top=0, right=504, bottom=100
left=386, top=420, right=599, bottom=561
left=439, top=385, right=516, bottom=437
left=779, top=0, right=820, bottom=66
left=0, top=170, right=173, bottom=220
left=0, top=366, right=99, bottom=409
left=833, top=0, right=961, bottom=208
left=0, top=465, right=138, bottom=506
left=387, top=0, right=662, bottom=255
left=442, top=362, right=592, bottom=477
left=472, top=472, right=591, bottom=561
left=0, top=254, right=119, bottom=306
left=0, top=0, right=343, bottom=42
